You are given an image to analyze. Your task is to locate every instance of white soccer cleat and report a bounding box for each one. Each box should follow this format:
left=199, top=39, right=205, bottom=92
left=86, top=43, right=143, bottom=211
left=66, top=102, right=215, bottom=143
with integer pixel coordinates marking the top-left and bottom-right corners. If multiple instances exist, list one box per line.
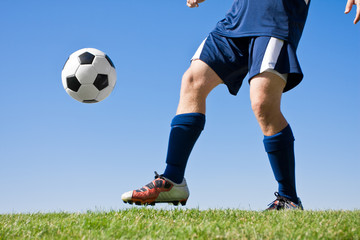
left=121, top=172, right=189, bottom=206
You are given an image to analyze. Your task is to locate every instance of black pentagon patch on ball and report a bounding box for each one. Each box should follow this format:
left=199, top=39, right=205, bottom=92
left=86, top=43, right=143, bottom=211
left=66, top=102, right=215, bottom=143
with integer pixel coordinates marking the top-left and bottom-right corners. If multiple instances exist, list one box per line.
left=78, top=52, right=95, bottom=64
left=93, top=74, right=109, bottom=91
left=105, top=55, right=115, bottom=68
left=66, top=75, right=81, bottom=92
left=83, top=99, right=98, bottom=103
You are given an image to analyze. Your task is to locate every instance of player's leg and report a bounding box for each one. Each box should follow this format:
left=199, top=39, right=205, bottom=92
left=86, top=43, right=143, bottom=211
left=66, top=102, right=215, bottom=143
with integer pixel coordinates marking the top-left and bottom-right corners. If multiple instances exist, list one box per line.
left=121, top=59, right=222, bottom=205
left=249, top=71, right=287, bottom=136
left=250, top=72, right=300, bottom=207
left=163, top=59, right=223, bottom=183
left=248, top=35, right=304, bottom=210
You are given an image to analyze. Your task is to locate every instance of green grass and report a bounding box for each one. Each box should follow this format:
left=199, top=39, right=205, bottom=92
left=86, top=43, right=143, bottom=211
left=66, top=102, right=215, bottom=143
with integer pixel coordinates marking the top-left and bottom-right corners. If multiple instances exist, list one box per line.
left=1, top=209, right=359, bottom=239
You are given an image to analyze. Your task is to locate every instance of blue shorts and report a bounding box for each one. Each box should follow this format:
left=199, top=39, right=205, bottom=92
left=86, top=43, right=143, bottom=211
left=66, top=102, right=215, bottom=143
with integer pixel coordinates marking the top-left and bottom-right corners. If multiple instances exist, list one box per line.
left=192, top=32, right=303, bottom=95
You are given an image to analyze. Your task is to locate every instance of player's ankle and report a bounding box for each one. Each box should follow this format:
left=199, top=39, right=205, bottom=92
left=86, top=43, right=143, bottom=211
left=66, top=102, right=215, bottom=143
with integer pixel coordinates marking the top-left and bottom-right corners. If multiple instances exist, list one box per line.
left=163, top=164, right=184, bottom=184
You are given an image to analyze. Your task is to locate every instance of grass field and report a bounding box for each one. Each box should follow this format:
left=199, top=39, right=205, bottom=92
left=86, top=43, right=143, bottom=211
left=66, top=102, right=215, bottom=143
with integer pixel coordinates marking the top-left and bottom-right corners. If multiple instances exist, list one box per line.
left=1, top=208, right=359, bottom=239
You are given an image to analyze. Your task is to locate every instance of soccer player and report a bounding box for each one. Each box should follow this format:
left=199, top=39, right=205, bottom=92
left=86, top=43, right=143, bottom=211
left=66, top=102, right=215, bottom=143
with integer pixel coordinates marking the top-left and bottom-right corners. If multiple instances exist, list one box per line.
left=122, top=0, right=360, bottom=210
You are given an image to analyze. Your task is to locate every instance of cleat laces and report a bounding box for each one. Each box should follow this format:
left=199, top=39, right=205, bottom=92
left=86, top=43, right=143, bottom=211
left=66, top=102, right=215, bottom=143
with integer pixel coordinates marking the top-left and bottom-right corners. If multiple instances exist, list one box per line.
left=267, top=192, right=300, bottom=210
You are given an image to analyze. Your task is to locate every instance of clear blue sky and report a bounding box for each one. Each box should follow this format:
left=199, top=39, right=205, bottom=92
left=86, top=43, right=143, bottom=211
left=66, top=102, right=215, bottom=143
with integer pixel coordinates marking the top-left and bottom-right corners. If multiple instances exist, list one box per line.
left=0, top=0, right=359, bottom=213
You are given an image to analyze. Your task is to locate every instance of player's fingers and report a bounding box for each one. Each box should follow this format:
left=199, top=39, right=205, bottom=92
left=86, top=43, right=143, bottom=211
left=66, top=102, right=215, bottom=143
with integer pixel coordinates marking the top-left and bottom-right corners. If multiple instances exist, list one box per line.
left=345, top=0, right=353, bottom=13
left=192, top=0, right=199, bottom=7
left=186, top=0, right=191, bottom=7
left=187, top=4, right=197, bottom=8
left=354, top=0, right=360, bottom=23
left=187, top=0, right=198, bottom=8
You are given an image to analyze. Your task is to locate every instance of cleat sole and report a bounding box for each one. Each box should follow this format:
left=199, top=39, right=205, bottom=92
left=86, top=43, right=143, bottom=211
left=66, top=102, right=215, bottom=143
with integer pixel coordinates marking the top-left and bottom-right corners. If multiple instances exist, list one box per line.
left=123, top=199, right=188, bottom=206
left=123, top=198, right=188, bottom=206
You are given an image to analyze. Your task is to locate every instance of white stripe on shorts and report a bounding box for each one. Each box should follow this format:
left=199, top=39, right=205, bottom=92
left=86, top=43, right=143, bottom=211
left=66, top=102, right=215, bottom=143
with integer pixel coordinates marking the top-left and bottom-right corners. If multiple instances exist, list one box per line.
left=191, top=38, right=207, bottom=61
left=260, top=37, right=288, bottom=82
left=260, top=37, right=283, bottom=72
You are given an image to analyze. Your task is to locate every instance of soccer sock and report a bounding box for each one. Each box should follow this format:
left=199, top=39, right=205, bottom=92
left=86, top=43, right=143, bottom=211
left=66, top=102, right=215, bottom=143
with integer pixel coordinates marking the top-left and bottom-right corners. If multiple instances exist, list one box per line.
left=263, top=124, right=298, bottom=203
left=163, top=113, right=206, bottom=184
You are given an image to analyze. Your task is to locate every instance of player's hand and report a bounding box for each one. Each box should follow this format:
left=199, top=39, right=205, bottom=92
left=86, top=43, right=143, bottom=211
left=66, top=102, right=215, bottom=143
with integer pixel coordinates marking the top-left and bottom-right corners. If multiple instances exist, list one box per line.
left=187, top=0, right=206, bottom=8
left=345, top=0, right=360, bottom=24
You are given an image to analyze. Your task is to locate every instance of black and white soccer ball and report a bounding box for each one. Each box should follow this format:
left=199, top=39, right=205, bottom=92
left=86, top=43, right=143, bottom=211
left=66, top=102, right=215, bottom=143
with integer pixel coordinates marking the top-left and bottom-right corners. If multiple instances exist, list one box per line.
left=61, top=48, right=116, bottom=103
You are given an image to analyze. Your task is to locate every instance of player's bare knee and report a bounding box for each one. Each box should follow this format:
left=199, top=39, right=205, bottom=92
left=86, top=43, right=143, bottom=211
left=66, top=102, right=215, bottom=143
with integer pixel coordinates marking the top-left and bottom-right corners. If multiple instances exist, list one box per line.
left=251, top=98, right=276, bottom=122
left=181, top=70, right=208, bottom=95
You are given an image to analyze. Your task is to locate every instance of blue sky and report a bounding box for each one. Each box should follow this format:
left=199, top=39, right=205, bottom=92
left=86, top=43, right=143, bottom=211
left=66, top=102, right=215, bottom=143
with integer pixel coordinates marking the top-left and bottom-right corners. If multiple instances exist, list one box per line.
left=0, top=0, right=359, bottom=213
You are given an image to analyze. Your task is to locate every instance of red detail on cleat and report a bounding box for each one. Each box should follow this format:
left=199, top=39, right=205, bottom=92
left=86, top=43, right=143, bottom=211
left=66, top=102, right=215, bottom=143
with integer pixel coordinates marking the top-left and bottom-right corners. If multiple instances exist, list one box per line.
left=130, top=177, right=174, bottom=205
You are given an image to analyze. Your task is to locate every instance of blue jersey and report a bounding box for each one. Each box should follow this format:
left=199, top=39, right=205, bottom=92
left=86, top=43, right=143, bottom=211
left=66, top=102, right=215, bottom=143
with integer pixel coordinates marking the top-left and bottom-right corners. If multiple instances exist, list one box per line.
left=213, top=0, right=310, bottom=49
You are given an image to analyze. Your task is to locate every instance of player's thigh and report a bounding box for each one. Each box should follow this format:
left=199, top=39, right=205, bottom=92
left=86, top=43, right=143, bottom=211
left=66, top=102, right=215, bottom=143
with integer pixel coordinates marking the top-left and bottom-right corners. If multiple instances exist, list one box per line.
left=249, top=71, right=286, bottom=112
left=181, top=59, right=223, bottom=96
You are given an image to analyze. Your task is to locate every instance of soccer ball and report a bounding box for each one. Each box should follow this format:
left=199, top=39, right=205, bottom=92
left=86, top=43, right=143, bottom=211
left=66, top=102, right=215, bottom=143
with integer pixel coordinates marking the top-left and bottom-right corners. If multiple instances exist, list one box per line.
left=61, top=48, right=116, bottom=103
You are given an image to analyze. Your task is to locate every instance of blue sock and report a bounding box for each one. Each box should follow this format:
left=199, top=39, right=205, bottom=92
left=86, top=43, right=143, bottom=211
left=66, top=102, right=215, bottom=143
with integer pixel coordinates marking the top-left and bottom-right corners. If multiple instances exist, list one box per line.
left=263, top=125, right=298, bottom=203
left=163, top=113, right=205, bottom=184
